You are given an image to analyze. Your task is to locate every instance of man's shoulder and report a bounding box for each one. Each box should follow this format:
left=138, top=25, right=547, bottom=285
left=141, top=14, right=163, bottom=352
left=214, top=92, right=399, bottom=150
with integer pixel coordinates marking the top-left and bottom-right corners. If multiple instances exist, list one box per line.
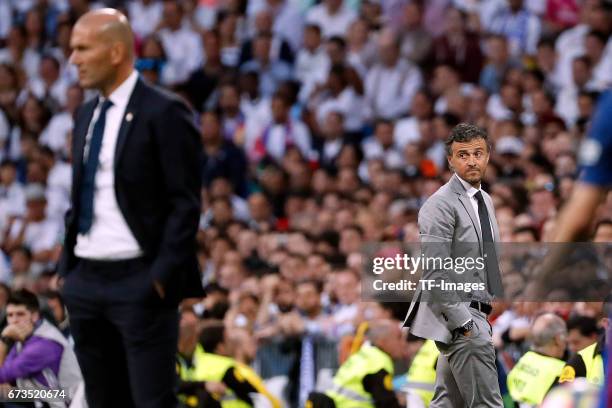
left=136, top=79, right=187, bottom=111
left=421, top=182, right=455, bottom=209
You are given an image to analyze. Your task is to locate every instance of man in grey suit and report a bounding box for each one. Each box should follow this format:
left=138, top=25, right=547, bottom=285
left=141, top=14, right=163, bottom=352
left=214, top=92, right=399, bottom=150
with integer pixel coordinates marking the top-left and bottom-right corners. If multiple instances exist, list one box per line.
left=403, top=123, right=504, bottom=407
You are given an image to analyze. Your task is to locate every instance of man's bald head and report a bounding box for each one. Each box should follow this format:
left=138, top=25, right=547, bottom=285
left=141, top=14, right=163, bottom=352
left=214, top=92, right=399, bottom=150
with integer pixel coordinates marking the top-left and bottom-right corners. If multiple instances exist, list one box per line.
left=531, top=313, right=567, bottom=358
left=70, top=8, right=135, bottom=95
left=75, top=9, right=134, bottom=60
left=366, top=319, right=405, bottom=359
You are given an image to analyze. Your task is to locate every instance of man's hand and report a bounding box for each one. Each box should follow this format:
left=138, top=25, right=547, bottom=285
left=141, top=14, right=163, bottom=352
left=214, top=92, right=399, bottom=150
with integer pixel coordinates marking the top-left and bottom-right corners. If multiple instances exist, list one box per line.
left=204, top=381, right=227, bottom=396
left=153, top=280, right=165, bottom=299
left=1, top=322, right=33, bottom=342
left=462, top=329, right=473, bottom=337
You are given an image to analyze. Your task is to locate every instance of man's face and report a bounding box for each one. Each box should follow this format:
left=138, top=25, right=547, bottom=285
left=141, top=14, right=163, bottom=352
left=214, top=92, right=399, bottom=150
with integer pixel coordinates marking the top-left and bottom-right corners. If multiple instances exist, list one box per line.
left=162, top=2, right=182, bottom=30
left=6, top=304, right=37, bottom=327
left=448, top=138, right=489, bottom=186
left=69, top=23, right=114, bottom=90
left=201, top=113, right=221, bottom=142
left=567, top=329, right=597, bottom=353
left=295, top=283, right=321, bottom=315
left=378, top=324, right=405, bottom=359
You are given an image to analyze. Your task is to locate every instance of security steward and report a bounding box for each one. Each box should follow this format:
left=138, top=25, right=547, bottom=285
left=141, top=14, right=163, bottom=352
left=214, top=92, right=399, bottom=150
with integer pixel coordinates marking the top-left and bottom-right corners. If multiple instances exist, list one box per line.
left=405, top=338, right=439, bottom=407
left=559, top=335, right=605, bottom=386
left=307, top=320, right=405, bottom=408
left=558, top=303, right=608, bottom=387
left=180, top=321, right=280, bottom=408
left=507, top=313, right=568, bottom=406
left=176, top=309, right=227, bottom=408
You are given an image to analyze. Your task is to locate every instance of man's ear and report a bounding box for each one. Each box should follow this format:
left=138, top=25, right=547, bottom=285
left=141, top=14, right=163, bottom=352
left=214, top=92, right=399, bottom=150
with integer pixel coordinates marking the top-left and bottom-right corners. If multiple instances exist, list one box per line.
left=109, top=42, right=124, bottom=65
left=31, top=310, right=40, bottom=323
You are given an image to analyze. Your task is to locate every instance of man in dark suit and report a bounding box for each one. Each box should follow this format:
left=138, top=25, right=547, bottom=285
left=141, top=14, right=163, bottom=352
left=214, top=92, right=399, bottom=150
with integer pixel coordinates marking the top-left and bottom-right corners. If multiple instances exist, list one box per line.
left=58, top=8, right=203, bottom=408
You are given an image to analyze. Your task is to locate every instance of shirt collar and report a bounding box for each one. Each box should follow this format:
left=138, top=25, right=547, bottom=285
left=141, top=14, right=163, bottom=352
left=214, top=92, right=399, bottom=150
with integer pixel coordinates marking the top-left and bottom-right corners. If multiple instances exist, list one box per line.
left=456, top=174, right=481, bottom=199
left=105, top=69, right=139, bottom=109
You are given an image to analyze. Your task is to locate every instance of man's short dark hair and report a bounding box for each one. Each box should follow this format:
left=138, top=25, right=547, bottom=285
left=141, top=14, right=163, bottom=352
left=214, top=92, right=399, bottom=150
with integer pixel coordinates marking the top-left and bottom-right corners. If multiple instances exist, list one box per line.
left=7, top=289, right=40, bottom=312
left=304, top=24, right=322, bottom=35
left=566, top=315, right=599, bottom=337
left=199, top=322, right=225, bottom=353
left=513, top=226, right=539, bottom=240
left=445, top=123, right=489, bottom=156
left=296, top=279, right=323, bottom=293
left=327, top=36, right=346, bottom=50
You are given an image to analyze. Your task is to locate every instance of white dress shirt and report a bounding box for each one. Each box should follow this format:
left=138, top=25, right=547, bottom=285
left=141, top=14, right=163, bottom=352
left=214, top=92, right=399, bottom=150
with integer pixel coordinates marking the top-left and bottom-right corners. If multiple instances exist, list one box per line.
left=127, top=0, right=163, bottom=39
left=75, top=70, right=143, bottom=260
left=305, top=4, right=356, bottom=39
left=245, top=118, right=312, bottom=162
left=364, top=59, right=423, bottom=120
left=158, top=27, right=204, bottom=85
left=456, top=174, right=494, bottom=239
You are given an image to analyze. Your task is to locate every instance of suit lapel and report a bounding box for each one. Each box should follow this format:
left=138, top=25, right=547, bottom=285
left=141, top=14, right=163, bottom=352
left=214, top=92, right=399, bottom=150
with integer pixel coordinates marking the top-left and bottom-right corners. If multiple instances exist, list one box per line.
left=450, top=174, right=483, bottom=251
left=484, top=195, right=500, bottom=242
left=73, top=99, right=98, bottom=186
left=114, top=78, right=145, bottom=169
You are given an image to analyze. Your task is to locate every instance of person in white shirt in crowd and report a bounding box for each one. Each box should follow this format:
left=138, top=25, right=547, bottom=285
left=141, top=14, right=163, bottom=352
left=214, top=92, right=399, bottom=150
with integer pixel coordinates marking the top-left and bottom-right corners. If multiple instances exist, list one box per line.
left=245, top=91, right=311, bottom=164
left=7, top=246, right=34, bottom=289
left=555, top=55, right=599, bottom=128
left=252, top=0, right=305, bottom=54
left=394, top=89, right=434, bottom=151
left=218, top=11, right=243, bottom=68
left=0, top=25, right=40, bottom=82
left=39, top=84, right=83, bottom=157
left=487, top=83, right=523, bottom=121
left=346, top=18, right=377, bottom=71
left=27, top=55, right=68, bottom=112
left=239, top=70, right=272, bottom=129
left=361, top=119, right=404, bottom=170
left=48, top=21, right=79, bottom=87
left=318, top=110, right=347, bottom=168
left=329, top=267, right=360, bottom=338
left=554, top=0, right=609, bottom=89
left=306, top=0, right=357, bottom=39
left=431, top=64, right=474, bottom=116
left=398, top=2, right=432, bottom=66
left=4, top=183, right=61, bottom=276
left=240, top=31, right=292, bottom=98
left=157, top=0, right=203, bottom=85
left=583, top=30, right=612, bottom=90
left=364, top=28, right=422, bottom=121
left=0, top=0, right=12, bottom=41
left=38, top=146, right=71, bottom=222
left=487, top=0, right=541, bottom=57
left=479, top=34, right=521, bottom=95
left=240, top=9, right=295, bottom=67
left=127, top=0, right=164, bottom=40
left=295, top=24, right=330, bottom=103
left=217, top=83, right=249, bottom=146
left=534, top=39, right=563, bottom=92
left=0, top=160, right=25, bottom=234
left=311, top=64, right=364, bottom=135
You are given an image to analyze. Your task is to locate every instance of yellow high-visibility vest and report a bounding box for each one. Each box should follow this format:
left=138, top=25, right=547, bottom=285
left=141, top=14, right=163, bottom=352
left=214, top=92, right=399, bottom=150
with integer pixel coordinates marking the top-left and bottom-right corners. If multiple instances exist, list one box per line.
left=405, top=340, right=438, bottom=406
left=325, top=345, right=394, bottom=408
left=507, top=351, right=566, bottom=405
left=578, top=342, right=604, bottom=386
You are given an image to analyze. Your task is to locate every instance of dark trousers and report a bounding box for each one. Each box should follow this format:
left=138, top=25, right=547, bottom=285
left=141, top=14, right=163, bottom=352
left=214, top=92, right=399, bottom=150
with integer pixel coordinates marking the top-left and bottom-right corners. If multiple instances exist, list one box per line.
left=62, top=258, right=179, bottom=408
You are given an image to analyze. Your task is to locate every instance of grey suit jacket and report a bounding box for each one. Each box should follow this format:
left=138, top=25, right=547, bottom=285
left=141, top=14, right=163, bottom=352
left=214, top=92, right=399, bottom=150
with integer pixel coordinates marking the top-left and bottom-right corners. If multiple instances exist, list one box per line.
left=403, top=173, right=501, bottom=344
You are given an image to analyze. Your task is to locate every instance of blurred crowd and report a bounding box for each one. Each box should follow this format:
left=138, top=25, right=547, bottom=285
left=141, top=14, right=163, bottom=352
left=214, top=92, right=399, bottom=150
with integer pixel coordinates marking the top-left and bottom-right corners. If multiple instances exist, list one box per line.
left=1, top=0, right=612, bottom=406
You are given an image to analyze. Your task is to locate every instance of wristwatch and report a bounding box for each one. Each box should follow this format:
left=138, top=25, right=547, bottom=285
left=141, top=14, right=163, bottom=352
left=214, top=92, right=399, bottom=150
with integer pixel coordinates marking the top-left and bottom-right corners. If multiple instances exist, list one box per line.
left=0, top=335, right=14, bottom=348
left=456, top=319, right=474, bottom=335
